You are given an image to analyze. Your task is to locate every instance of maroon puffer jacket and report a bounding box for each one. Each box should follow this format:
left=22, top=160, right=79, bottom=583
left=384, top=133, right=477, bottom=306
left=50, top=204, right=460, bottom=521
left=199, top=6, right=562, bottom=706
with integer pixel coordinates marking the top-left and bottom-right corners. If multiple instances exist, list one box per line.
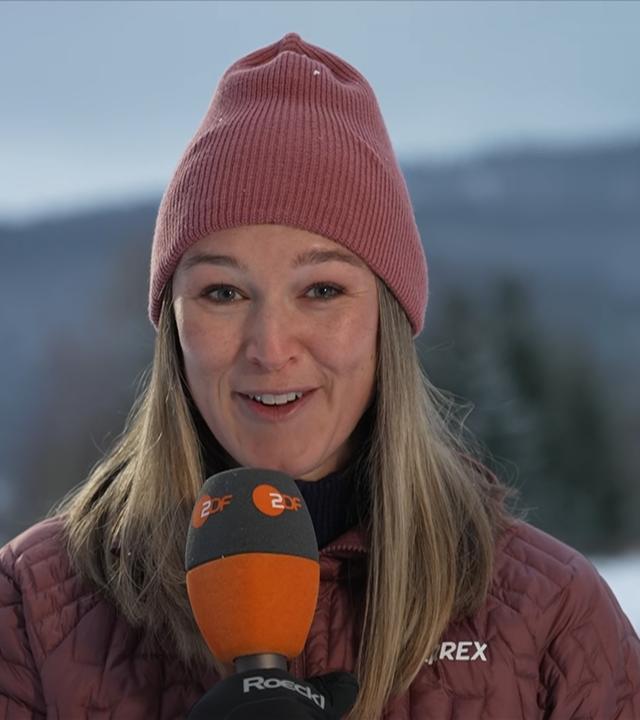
left=1, top=516, right=639, bottom=719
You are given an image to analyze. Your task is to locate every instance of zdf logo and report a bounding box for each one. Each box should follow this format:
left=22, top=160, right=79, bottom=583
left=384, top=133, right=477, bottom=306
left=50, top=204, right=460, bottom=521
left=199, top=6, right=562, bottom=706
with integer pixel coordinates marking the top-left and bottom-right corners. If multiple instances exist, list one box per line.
left=191, top=494, right=233, bottom=528
left=253, top=484, right=302, bottom=517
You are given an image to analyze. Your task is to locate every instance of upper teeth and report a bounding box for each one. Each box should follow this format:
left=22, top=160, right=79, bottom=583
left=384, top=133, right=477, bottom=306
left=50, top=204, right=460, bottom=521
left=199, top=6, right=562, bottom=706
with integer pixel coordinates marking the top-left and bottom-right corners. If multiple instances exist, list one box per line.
left=248, top=392, right=303, bottom=405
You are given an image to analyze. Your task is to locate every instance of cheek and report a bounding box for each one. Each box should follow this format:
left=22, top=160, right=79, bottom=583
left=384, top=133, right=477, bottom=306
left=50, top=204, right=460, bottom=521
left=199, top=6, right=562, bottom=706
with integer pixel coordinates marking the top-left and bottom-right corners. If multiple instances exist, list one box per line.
left=176, top=315, right=236, bottom=385
left=315, top=306, right=377, bottom=383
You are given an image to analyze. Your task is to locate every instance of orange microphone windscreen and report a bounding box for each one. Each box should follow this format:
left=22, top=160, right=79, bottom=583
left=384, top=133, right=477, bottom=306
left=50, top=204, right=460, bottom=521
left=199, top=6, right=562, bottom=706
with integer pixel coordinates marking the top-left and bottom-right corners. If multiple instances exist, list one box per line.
left=185, top=468, right=320, bottom=664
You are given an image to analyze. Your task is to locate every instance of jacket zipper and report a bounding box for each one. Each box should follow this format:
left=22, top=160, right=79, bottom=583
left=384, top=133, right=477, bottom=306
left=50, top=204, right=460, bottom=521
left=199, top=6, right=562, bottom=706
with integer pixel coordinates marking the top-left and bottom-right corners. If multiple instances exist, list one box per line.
left=320, top=544, right=367, bottom=557
left=290, top=651, right=306, bottom=678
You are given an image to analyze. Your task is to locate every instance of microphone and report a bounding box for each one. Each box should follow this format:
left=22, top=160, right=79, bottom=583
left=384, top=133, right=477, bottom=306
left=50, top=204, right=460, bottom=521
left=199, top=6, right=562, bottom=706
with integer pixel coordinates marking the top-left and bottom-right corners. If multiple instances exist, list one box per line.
left=184, top=468, right=359, bottom=719
left=184, top=467, right=320, bottom=674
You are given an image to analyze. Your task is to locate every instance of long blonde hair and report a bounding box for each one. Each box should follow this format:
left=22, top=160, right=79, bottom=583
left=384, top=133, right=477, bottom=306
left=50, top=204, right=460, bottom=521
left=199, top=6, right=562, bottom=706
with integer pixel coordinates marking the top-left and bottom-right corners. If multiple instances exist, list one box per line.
left=59, top=277, right=513, bottom=719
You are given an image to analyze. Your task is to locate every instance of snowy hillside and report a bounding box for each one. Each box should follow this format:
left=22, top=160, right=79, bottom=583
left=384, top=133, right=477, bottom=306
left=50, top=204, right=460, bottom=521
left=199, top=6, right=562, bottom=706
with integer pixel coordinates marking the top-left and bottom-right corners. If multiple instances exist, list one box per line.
left=593, top=554, right=640, bottom=634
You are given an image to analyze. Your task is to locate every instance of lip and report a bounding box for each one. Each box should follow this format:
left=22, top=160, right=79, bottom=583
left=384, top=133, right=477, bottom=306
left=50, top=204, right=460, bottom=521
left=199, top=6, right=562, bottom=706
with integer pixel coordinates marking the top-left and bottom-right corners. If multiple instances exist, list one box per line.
left=237, top=387, right=317, bottom=396
left=234, top=388, right=317, bottom=422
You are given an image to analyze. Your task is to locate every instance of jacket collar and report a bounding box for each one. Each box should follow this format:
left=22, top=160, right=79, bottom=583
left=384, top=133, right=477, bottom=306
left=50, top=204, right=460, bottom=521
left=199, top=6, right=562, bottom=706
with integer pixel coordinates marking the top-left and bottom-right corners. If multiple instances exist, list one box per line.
left=319, top=524, right=368, bottom=558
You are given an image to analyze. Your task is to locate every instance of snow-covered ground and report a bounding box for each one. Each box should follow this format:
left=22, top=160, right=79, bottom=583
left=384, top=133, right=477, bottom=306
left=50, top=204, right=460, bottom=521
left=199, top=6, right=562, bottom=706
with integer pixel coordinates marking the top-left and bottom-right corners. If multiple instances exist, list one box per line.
left=592, top=553, right=640, bottom=634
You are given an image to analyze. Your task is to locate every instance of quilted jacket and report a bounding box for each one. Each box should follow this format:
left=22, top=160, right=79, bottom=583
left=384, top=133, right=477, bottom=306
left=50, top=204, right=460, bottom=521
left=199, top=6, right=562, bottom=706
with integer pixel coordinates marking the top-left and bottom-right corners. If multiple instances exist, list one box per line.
left=1, top=515, right=639, bottom=719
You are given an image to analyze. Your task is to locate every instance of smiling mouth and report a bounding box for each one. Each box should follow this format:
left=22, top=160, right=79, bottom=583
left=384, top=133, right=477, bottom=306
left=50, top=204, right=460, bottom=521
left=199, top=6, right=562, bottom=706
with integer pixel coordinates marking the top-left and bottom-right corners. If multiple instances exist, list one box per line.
left=236, top=389, right=316, bottom=420
left=244, top=391, right=304, bottom=406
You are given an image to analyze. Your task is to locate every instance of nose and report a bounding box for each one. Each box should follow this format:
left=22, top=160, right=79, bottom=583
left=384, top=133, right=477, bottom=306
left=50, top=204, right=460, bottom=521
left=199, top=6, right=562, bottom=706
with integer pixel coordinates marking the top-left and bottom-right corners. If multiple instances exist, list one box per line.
left=242, top=299, right=302, bottom=371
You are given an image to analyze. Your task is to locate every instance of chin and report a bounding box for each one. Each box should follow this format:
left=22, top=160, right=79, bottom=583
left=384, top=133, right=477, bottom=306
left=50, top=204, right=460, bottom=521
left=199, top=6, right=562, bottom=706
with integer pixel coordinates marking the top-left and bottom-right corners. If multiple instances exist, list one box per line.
left=241, top=453, right=317, bottom=480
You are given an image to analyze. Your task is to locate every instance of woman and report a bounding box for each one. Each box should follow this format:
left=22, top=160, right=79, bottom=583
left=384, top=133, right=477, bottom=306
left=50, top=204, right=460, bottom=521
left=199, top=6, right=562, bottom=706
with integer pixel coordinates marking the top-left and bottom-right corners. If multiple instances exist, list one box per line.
left=1, top=32, right=638, bottom=720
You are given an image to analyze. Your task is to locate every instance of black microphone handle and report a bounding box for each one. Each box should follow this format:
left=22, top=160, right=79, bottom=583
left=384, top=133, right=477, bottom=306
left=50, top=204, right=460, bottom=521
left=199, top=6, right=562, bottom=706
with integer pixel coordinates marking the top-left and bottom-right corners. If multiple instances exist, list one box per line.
left=234, top=653, right=288, bottom=673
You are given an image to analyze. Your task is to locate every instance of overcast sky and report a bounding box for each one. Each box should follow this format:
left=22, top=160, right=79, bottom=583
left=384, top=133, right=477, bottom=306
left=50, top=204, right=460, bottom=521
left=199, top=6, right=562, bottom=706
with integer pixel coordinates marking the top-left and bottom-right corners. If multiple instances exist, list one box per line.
left=1, top=0, right=639, bottom=221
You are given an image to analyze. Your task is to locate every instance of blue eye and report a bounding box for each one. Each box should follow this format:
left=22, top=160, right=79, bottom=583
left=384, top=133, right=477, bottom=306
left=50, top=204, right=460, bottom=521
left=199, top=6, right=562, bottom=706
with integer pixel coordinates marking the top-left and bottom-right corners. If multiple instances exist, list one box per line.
left=307, top=283, right=343, bottom=300
left=204, top=285, right=241, bottom=303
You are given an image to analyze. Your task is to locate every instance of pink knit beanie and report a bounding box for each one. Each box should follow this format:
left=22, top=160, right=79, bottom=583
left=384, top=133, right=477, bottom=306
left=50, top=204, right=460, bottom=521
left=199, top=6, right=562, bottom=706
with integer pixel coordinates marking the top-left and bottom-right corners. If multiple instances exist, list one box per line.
left=149, top=32, right=428, bottom=335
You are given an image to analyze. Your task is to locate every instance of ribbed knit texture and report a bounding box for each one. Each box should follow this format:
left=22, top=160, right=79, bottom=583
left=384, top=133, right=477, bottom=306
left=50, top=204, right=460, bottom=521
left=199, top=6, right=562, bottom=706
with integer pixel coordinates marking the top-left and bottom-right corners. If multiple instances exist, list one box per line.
left=149, top=32, right=428, bottom=335
left=295, top=470, right=362, bottom=550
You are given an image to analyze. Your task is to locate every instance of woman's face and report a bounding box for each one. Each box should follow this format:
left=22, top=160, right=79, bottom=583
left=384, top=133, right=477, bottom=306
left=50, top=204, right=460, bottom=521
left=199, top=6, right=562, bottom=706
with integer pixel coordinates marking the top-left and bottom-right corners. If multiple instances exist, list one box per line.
left=172, top=224, right=378, bottom=480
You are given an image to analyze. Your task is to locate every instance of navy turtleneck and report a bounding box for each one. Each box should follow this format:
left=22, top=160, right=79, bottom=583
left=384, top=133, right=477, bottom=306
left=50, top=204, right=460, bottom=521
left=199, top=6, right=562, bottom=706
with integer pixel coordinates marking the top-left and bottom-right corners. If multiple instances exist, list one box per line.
left=294, top=468, right=364, bottom=550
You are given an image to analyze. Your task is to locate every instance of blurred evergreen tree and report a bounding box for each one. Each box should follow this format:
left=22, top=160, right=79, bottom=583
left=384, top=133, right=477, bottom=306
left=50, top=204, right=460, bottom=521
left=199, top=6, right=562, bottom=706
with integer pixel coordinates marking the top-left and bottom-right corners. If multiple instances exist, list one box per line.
left=421, top=276, right=626, bottom=554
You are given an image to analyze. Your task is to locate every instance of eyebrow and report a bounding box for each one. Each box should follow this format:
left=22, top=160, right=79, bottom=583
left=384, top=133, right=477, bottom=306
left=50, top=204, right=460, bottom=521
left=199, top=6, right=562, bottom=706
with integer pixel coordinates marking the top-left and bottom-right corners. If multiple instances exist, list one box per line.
left=181, top=248, right=366, bottom=272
